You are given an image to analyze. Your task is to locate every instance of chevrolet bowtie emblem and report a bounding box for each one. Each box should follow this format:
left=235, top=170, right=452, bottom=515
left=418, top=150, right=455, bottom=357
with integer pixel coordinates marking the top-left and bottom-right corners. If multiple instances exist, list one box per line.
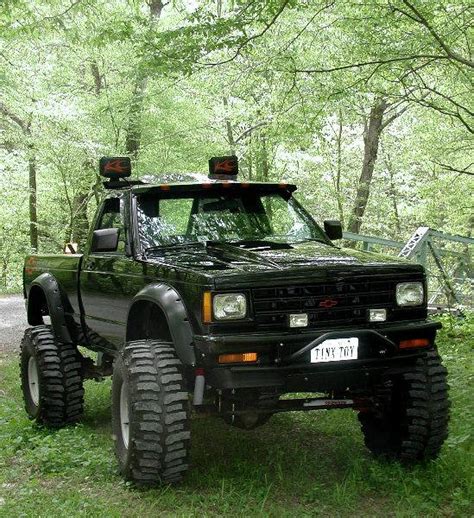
left=319, top=299, right=338, bottom=308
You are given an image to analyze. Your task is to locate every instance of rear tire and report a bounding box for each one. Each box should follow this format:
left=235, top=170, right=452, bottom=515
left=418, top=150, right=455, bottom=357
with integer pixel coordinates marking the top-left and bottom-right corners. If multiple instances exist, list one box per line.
left=20, top=326, right=84, bottom=427
left=359, top=349, right=450, bottom=462
left=112, top=340, right=191, bottom=485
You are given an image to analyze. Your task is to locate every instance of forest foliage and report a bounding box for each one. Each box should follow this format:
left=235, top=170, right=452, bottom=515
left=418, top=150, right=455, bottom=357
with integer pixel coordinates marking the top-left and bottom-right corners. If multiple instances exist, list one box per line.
left=0, top=0, right=473, bottom=291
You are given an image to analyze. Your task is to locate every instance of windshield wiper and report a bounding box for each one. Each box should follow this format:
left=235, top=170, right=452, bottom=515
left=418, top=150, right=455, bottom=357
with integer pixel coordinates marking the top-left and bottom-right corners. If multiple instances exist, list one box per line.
left=223, top=239, right=291, bottom=249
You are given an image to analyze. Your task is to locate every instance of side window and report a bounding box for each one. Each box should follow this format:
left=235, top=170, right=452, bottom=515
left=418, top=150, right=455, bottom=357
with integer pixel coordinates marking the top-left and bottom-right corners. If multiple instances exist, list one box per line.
left=96, top=198, right=126, bottom=253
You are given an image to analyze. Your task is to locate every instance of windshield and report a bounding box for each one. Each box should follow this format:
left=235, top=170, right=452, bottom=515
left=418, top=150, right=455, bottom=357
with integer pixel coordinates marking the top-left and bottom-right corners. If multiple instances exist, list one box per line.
left=136, top=190, right=327, bottom=250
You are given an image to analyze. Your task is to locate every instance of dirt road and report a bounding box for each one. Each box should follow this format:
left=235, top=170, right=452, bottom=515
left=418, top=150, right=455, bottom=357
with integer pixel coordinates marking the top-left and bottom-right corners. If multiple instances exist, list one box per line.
left=0, top=295, right=27, bottom=354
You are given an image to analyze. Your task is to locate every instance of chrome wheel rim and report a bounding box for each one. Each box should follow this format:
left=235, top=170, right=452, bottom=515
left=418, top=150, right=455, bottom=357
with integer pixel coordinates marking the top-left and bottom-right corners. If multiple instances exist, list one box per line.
left=120, top=382, right=130, bottom=449
left=28, top=356, right=40, bottom=406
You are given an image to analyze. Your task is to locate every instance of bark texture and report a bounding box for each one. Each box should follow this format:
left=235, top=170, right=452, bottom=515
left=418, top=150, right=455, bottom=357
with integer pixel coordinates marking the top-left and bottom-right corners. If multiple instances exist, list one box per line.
left=223, top=96, right=236, bottom=155
left=347, top=99, right=388, bottom=234
left=28, top=151, right=38, bottom=250
left=124, top=1, right=163, bottom=159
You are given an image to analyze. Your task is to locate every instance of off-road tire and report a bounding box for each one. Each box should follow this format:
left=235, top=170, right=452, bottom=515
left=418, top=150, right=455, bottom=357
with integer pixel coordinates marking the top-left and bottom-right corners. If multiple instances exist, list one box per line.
left=20, top=326, right=84, bottom=427
left=359, top=349, right=449, bottom=462
left=112, top=340, right=191, bottom=485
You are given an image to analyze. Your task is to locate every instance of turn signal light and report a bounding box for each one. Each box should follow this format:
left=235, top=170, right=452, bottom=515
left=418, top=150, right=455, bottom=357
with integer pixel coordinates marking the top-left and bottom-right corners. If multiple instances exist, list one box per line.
left=218, top=352, right=258, bottom=364
left=399, top=338, right=430, bottom=349
left=202, top=291, right=212, bottom=323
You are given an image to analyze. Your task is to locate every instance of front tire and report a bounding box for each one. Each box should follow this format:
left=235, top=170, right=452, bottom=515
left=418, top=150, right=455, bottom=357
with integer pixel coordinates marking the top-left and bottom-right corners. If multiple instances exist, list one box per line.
left=359, top=349, right=450, bottom=462
left=112, top=340, right=191, bottom=485
left=20, top=326, right=84, bottom=427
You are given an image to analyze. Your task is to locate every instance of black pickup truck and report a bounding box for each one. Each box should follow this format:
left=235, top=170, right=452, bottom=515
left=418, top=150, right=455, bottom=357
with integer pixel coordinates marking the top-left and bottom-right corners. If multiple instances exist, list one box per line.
left=21, top=156, right=449, bottom=485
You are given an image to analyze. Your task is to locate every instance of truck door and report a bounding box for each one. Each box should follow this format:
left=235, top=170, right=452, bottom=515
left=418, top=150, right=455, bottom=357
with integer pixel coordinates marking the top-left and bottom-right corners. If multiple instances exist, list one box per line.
left=80, top=195, right=133, bottom=348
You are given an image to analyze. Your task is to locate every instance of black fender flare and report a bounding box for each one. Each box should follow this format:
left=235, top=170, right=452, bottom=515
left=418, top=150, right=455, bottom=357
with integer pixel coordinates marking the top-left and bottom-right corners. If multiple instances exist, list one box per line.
left=127, top=283, right=196, bottom=366
left=27, top=273, right=73, bottom=344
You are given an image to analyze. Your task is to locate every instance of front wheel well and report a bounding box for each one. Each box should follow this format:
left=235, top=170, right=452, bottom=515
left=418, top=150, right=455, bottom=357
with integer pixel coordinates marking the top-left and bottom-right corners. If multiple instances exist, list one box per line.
left=27, top=285, right=49, bottom=326
left=126, top=301, right=172, bottom=343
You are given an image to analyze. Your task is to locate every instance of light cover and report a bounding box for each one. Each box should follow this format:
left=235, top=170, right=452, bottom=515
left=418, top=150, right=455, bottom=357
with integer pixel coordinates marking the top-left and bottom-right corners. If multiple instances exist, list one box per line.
left=213, top=293, right=247, bottom=320
left=396, top=282, right=424, bottom=307
left=369, top=308, right=387, bottom=322
left=289, top=313, right=308, bottom=327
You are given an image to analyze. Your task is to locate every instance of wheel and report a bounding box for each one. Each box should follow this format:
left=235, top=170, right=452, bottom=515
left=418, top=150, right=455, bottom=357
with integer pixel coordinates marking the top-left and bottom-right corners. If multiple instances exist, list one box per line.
left=112, top=340, right=191, bottom=485
left=20, top=326, right=84, bottom=427
left=359, top=349, right=450, bottom=462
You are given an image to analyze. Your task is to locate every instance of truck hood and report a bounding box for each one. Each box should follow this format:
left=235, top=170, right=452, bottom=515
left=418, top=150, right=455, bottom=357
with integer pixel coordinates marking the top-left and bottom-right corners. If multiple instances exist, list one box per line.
left=146, top=240, right=421, bottom=286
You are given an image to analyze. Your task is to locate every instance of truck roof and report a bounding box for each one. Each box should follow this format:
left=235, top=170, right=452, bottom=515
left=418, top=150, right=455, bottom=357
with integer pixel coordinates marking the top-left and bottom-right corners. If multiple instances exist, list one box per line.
left=104, top=174, right=297, bottom=194
left=130, top=180, right=297, bottom=195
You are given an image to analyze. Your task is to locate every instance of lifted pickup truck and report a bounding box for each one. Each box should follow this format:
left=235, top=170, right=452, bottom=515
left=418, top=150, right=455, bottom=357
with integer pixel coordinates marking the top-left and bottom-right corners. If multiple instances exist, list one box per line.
left=21, top=156, right=449, bottom=485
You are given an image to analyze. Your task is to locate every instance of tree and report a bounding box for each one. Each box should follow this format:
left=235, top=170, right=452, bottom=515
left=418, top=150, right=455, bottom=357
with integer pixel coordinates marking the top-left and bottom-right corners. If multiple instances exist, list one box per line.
left=0, top=0, right=472, bottom=293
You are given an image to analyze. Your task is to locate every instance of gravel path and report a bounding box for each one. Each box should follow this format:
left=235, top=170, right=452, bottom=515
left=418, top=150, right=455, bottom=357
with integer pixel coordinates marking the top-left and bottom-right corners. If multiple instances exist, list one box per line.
left=0, top=294, right=27, bottom=354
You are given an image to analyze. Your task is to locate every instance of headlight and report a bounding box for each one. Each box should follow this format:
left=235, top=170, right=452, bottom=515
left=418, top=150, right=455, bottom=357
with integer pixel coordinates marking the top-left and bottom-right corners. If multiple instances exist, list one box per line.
left=213, top=293, right=247, bottom=320
left=396, top=282, right=424, bottom=306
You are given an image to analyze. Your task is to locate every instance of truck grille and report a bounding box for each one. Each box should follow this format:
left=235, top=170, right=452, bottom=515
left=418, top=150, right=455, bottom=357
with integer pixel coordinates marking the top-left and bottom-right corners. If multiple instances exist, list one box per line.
left=251, top=273, right=424, bottom=329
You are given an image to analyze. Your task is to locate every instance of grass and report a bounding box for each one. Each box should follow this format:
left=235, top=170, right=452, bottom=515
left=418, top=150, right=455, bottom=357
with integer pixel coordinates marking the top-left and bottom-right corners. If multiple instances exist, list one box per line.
left=0, top=316, right=472, bottom=517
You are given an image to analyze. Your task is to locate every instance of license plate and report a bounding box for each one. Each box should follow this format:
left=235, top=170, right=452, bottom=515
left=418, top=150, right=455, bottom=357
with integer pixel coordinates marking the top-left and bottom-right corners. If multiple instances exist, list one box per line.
left=310, top=337, right=359, bottom=363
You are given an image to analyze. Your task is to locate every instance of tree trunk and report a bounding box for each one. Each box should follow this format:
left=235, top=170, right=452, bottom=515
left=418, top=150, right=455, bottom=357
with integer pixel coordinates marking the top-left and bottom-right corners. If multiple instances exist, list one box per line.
left=383, top=146, right=401, bottom=234
left=0, top=103, right=38, bottom=250
left=347, top=99, right=387, bottom=234
left=90, top=61, right=102, bottom=95
left=72, top=193, right=90, bottom=247
left=222, top=96, right=236, bottom=155
left=28, top=151, right=38, bottom=251
left=1, top=256, right=8, bottom=289
left=148, top=0, right=164, bottom=18
left=124, top=1, right=163, bottom=159
left=259, top=134, right=270, bottom=182
left=125, top=76, right=148, bottom=159
left=248, top=133, right=253, bottom=180
left=335, top=109, right=345, bottom=227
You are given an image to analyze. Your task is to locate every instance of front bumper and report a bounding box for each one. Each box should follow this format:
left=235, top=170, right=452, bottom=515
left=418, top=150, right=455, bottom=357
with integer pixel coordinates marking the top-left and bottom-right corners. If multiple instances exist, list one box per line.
left=194, top=320, right=441, bottom=391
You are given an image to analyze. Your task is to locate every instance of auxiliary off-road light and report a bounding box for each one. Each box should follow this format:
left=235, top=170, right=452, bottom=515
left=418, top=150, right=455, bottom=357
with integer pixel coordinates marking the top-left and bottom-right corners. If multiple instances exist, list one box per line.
left=399, top=338, right=430, bottom=349
left=369, top=309, right=387, bottom=322
left=218, top=352, right=258, bottom=364
left=99, top=156, right=131, bottom=179
left=396, top=282, right=424, bottom=306
left=209, top=155, right=239, bottom=179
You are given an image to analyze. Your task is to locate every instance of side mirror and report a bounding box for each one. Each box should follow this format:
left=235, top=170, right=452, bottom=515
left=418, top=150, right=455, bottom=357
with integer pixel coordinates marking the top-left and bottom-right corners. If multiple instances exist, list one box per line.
left=324, top=220, right=343, bottom=240
left=91, top=228, right=119, bottom=252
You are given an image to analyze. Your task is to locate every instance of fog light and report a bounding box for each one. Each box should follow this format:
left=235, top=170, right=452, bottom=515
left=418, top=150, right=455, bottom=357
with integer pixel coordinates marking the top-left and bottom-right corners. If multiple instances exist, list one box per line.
left=369, top=309, right=387, bottom=322
left=289, top=313, right=308, bottom=328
